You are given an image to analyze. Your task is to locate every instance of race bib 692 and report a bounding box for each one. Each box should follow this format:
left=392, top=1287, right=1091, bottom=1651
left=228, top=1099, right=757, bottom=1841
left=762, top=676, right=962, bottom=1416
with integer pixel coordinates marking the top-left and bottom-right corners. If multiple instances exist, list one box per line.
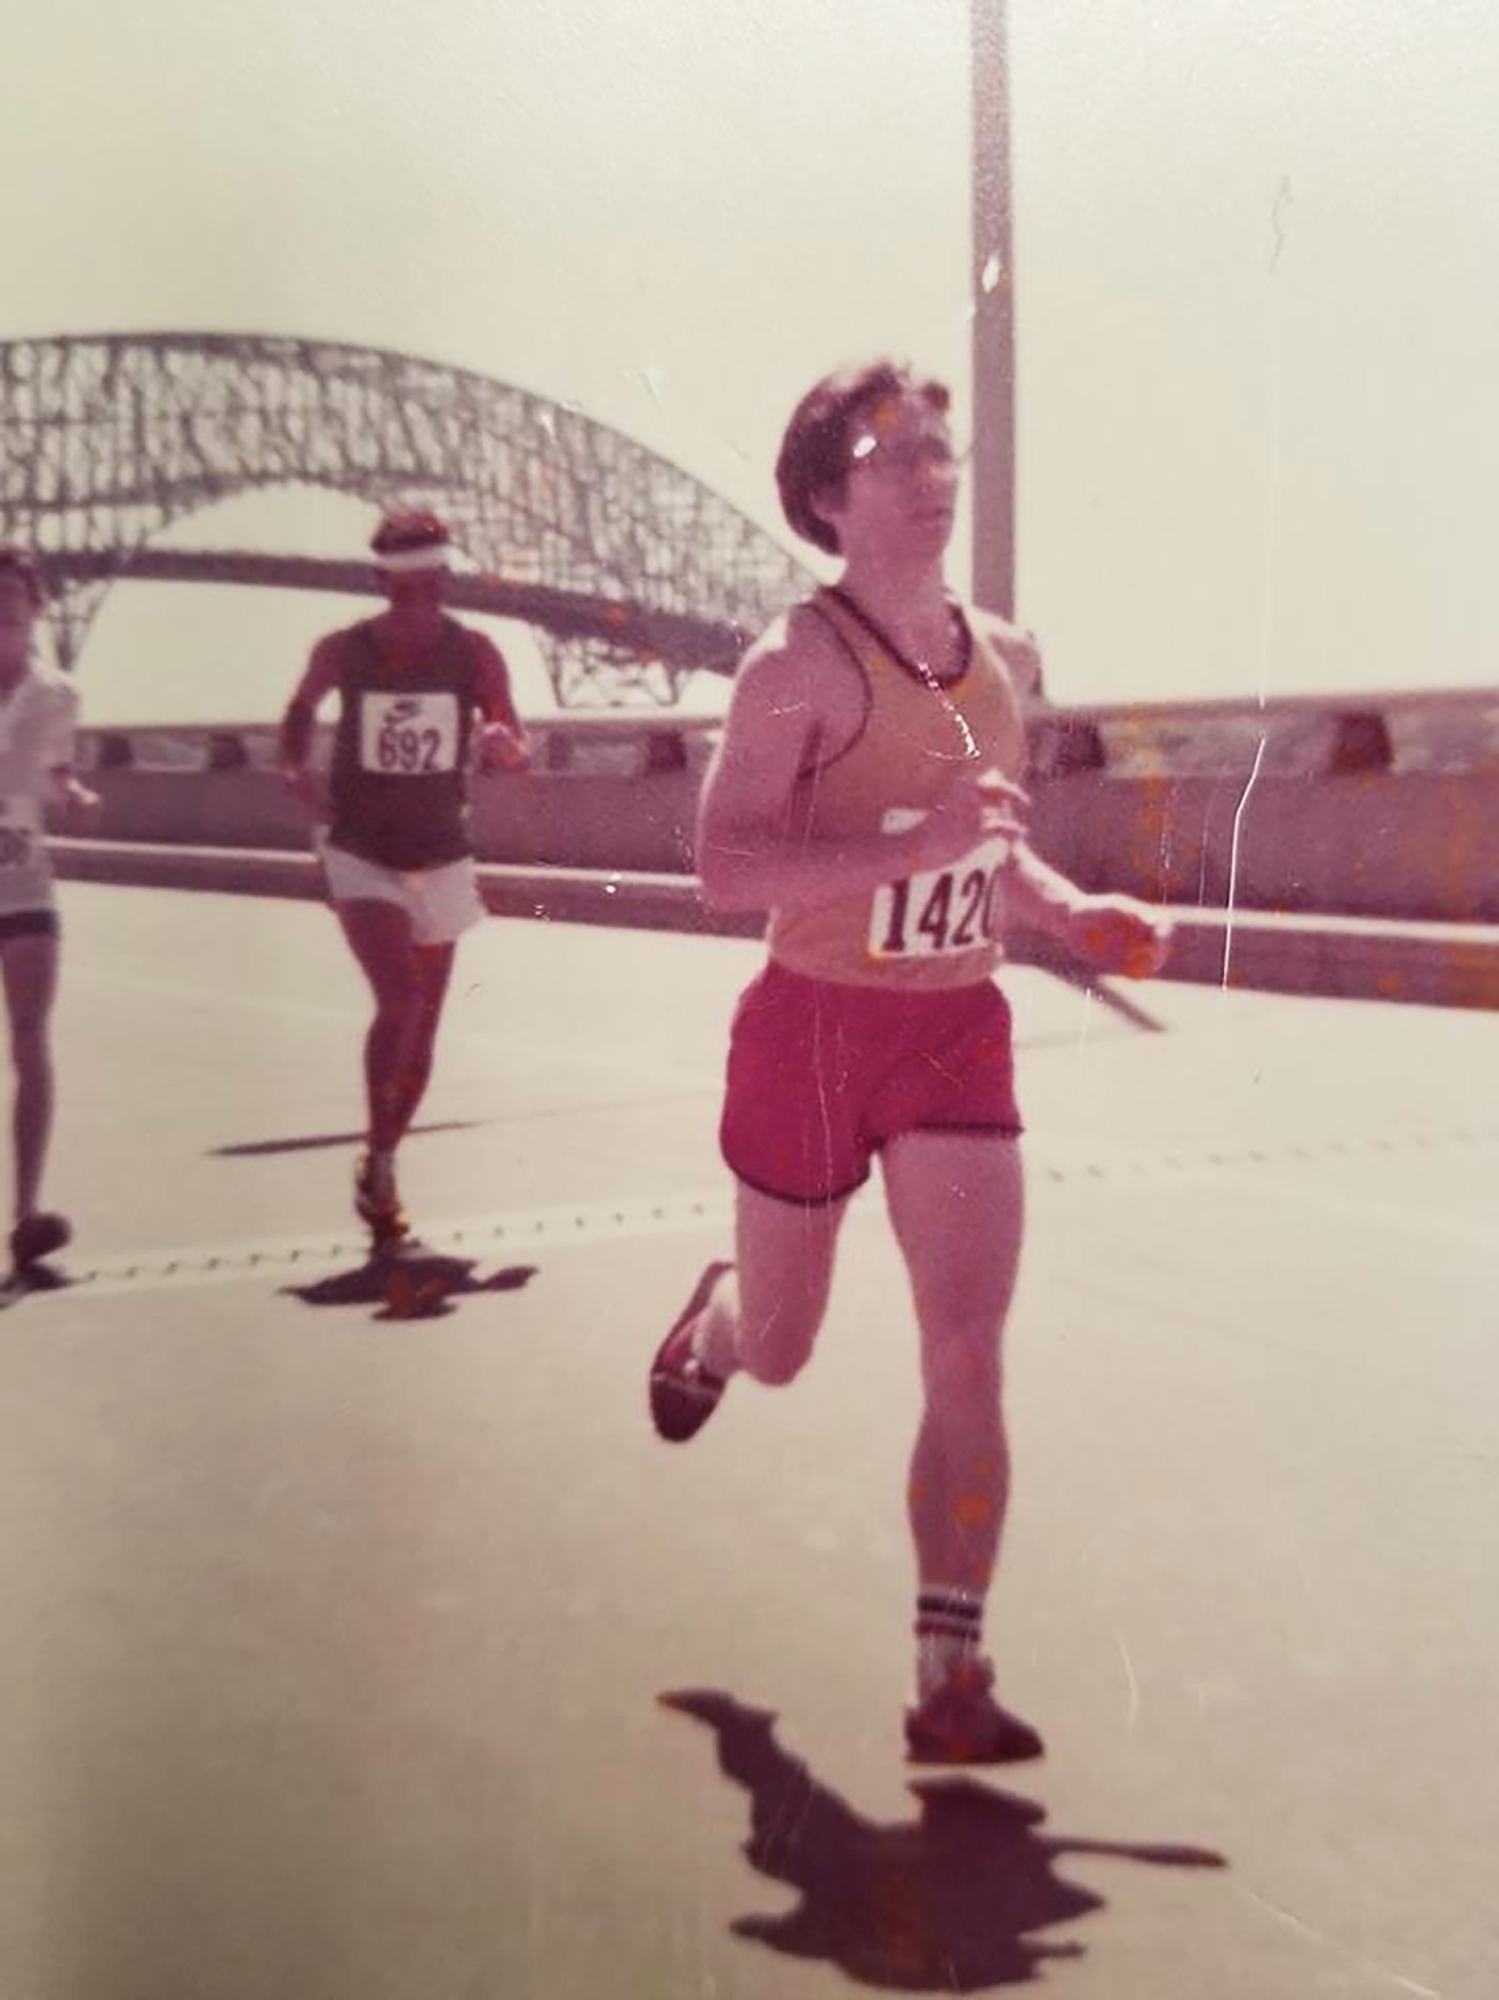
left=359, top=692, right=461, bottom=775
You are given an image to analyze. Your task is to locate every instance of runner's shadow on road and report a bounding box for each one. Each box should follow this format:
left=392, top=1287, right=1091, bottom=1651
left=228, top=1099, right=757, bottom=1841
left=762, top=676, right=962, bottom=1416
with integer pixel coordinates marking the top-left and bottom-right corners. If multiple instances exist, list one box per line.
left=0, top=1261, right=75, bottom=1312
left=281, top=1256, right=537, bottom=1322
left=211, top=1120, right=480, bottom=1160
left=660, top=1689, right=1226, bottom=1992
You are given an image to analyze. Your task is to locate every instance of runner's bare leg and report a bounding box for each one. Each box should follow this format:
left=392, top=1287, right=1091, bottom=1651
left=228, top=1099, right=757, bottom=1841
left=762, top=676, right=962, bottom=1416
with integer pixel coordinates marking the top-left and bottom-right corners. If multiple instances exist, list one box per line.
left=2, top=933, right=59, bottom=1225
left=693, top=1182, right=851, bottom=1385
left=882, top=1130, right=1024, bottom=1603
left=387, top=941, right=457, bottom=1141
left=335, top=899, right=429, bottom=1154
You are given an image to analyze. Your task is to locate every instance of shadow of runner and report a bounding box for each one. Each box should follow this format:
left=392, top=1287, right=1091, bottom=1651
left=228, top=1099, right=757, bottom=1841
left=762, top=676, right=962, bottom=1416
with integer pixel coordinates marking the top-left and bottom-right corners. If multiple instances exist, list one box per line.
left=660, top=1689, right=1226, bottom=1992
left=281, top=1258, right=537, bottom=1322
left=0, top=1261, right=74, bottom=1311
left=211, top=1120, right=479, bottom=1159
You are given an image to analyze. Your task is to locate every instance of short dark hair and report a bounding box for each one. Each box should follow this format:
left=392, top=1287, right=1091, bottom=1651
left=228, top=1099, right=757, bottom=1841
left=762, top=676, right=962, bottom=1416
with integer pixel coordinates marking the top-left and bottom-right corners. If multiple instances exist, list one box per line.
left=774, top=361, right=951, bottom=556
left=0, top=546, right=44, bottom=604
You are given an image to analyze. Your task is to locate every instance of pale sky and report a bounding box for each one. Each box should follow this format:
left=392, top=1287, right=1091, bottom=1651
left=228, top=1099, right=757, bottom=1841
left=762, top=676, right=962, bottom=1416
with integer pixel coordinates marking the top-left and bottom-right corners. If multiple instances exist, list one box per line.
left=4, top=0, right=1496, bottom=720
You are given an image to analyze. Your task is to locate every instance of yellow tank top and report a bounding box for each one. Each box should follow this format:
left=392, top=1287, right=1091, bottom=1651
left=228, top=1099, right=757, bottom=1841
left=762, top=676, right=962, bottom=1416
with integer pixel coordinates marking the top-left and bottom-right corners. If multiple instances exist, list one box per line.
left=766, top=589, right=1026, bottom=990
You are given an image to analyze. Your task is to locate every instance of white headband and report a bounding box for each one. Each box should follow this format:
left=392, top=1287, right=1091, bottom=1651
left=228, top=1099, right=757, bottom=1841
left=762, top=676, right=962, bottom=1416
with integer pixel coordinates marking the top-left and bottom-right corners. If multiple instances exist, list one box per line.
left=374, top=543, right=450, bottom=573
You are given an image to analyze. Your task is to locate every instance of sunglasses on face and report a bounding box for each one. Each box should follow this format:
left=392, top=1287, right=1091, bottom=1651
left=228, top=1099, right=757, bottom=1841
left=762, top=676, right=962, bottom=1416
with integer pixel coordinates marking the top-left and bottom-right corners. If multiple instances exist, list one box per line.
left=848, top=434, right=970, bottom=475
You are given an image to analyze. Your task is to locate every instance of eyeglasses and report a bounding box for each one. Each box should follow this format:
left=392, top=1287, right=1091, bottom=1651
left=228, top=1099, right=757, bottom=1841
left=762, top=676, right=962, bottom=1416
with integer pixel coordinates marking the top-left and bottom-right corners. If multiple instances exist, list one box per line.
left=848, top=433, right=971, bottom=475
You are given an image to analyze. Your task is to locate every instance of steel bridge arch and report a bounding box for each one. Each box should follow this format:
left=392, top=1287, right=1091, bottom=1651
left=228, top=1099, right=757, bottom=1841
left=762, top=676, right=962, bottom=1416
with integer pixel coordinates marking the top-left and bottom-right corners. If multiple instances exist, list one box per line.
left=0, top=331, right=810, bottom=703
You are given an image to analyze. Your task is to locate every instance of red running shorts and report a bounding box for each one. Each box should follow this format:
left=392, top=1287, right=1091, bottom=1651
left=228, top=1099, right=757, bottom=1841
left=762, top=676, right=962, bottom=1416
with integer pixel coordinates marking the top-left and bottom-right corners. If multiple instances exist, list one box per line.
left=719, top=959, right=1023, bottom=1206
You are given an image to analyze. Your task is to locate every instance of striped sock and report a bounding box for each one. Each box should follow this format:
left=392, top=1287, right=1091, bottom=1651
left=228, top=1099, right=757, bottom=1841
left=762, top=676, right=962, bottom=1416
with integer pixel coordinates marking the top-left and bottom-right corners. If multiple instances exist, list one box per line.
left=915, top=1587, right=985, bottom=1700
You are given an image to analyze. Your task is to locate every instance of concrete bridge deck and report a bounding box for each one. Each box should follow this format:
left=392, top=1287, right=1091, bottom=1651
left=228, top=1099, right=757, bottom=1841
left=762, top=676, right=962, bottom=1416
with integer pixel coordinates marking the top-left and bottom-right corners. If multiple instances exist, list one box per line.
left=1, top=882, right=1494, bottom=1998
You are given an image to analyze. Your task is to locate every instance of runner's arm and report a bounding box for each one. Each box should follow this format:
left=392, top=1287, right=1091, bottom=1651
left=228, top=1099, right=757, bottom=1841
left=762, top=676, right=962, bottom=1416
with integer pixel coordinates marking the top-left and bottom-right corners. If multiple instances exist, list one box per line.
left=696, top=628, right=990, bottom=913
left=1001, top=842, right=1088, bottom=939
left=971, top=615, right=1168, bottom=971
left=277, top=635, right=341, bottom=810
left=471, top=634, right=530, bottom=771
left=1003, top=841, right=1172, bottom=975
left=37, top=683, right=99, bottom=814
left=278, top=637, right=339, bottom=771
left=48, top=765, right=100, bottom=816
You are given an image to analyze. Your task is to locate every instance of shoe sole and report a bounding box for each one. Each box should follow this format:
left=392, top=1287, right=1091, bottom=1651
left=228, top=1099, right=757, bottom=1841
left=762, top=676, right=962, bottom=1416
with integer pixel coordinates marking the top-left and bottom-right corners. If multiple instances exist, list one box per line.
left=649, top=1259, right=734, bottom=1442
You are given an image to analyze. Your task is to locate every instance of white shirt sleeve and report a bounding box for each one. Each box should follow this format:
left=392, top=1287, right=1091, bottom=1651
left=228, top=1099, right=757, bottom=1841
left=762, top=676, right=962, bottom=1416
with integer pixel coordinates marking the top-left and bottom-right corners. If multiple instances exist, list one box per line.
left=33, top=678, right=78, bottom=772
left=0, top=676, right=78, bottom=796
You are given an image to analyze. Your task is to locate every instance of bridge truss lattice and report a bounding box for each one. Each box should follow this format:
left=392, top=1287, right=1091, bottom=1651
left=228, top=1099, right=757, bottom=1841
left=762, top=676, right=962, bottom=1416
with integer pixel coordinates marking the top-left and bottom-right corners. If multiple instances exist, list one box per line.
left=0, top=331, right=810, bottom=704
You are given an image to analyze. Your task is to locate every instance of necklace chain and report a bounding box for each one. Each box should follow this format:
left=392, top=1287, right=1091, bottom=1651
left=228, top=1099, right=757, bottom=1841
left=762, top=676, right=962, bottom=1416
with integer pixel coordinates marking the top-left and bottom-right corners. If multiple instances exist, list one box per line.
left=826, top=587, right=970, bottom=687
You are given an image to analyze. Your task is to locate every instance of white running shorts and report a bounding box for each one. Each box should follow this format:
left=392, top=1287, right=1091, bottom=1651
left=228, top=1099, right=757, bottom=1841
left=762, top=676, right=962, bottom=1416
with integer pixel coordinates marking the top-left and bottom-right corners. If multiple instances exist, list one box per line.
left=317, top=837, right=485, bottom=946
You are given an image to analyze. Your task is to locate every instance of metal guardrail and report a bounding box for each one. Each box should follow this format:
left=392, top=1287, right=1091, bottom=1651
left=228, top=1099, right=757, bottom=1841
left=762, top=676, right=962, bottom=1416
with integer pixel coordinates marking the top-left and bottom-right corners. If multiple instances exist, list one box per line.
left=1026, top=688, right=1499, bottom=779
left=49, top=838, right=1499, bottom=1011
left=76, top=681, right=1499, bottom=781
left=76, top=714, right=723, bottom=778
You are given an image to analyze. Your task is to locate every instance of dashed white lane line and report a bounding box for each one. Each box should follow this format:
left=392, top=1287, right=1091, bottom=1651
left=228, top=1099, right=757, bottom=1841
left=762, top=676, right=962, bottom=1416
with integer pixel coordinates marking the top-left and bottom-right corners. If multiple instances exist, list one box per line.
left=20, top=1119, right=1498, bottom=1303
left=42, top=1189, right=738, bottom=1300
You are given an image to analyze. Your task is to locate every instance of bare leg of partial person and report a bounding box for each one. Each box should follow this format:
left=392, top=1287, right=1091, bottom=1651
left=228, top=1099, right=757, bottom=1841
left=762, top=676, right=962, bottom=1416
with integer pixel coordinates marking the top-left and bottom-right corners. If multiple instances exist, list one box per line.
left=881, top=1130, right=1025, bottom=1688
left=2, top=932, right=60, bottom=1226
left=693, top=1181, right=852, bottom=1388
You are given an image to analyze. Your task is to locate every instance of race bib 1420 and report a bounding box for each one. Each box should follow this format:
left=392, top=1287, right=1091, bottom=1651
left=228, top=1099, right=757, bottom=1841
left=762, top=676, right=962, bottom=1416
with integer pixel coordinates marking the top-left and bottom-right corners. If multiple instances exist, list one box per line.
left=868, top=810, right=1013, bottom=960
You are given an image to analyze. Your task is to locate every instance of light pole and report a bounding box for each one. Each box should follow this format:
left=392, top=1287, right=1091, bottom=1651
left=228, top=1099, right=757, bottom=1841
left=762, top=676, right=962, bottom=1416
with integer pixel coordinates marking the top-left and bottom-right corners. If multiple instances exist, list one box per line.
left=970, top=0, right=1015, bottom=618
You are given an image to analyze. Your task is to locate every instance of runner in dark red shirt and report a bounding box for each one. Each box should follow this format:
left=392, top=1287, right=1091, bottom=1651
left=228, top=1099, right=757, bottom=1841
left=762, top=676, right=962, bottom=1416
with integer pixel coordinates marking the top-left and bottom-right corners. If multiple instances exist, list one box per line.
left=278, top=510, right=529, bottom=1248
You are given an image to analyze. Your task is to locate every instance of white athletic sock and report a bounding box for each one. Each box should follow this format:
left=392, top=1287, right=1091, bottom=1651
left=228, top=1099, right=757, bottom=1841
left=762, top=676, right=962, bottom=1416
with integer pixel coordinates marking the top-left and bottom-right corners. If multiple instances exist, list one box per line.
left=915, top=1586, right=985, bottom=1701
left=689, top=1281, right=737, bottom=1380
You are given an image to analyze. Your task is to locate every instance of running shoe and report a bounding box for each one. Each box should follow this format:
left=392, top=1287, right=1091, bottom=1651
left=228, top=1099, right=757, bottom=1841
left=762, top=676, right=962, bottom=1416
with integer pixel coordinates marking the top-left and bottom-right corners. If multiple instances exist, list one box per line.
left=904, top=1656, right=1044, bottom=1766
left=649, top=1259, right=734, bottom=1442
left=9, top=1212, right=71, bottom=1270
left=354, top=1151, right=407, bottom=1244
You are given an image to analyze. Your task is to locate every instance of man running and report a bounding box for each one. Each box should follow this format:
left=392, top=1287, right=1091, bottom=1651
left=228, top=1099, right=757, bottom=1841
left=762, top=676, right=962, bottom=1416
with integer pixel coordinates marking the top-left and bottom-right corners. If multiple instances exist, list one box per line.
left=0, top=547, right=98, bottom=1270
left=649, top=362, right=1170, bottom=1764
left=278, top=509, right=529, bottom=1248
